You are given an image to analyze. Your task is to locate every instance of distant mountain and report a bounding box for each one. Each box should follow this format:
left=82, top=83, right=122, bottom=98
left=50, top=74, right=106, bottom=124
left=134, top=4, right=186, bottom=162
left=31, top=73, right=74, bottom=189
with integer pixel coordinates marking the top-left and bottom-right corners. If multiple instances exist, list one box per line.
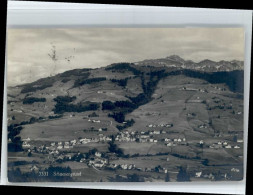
left=135, top=55, right=244, bottom=72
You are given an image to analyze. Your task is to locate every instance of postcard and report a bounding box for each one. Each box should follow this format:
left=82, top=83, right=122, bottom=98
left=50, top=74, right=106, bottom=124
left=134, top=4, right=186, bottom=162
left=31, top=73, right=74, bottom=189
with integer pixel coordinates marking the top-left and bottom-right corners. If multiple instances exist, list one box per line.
left=7, top=28, right=245, bottom=182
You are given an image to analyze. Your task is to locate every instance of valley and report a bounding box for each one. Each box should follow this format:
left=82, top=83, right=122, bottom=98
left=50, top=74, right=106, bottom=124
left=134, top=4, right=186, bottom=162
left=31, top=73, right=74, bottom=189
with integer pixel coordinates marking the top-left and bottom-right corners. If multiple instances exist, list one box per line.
left=7, top=58, right=244, bottom=182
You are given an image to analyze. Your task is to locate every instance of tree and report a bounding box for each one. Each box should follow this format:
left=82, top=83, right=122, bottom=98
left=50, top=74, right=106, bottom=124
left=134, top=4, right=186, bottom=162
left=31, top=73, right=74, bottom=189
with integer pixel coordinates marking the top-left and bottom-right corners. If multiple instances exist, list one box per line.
left=176, top=166, right=190, bottom=182
left=28, top=152, right=32, bottom=157
left=233, top=135, right=238, bottom=142
left=165, top=172, right=170, bottom=182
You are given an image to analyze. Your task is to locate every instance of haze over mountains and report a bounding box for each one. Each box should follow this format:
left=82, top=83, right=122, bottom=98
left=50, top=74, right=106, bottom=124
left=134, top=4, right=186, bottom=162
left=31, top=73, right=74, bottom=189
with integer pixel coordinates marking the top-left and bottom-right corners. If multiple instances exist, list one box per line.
left=135, top=55, right=244, bottom=72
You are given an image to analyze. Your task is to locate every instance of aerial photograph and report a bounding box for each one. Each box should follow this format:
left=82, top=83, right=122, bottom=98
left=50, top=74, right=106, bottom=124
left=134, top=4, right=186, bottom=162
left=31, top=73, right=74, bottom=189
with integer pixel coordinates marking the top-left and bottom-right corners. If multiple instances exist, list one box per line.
left=7, top=28, right=244, bottom=182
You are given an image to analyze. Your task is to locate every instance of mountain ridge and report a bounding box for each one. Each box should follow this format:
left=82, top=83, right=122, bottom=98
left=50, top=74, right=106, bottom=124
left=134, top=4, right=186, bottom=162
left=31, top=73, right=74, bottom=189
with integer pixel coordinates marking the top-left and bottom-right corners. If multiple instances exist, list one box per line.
left=135, top=55, right=244, bottom=72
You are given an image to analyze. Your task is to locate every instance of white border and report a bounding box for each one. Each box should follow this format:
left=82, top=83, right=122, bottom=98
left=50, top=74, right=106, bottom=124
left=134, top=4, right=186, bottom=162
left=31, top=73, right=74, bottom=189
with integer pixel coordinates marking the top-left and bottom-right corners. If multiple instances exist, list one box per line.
left=3, top=1, right=252, bottom=194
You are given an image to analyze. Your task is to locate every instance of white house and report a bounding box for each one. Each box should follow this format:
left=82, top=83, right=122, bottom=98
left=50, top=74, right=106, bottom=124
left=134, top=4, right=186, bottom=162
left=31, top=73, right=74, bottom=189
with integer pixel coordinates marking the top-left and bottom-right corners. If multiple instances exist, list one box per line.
left=22, top=143, right=31, bottom=148
left=153, top=139, right=158, bottom=143
left=121, top=164, right=128, bottom=170
left=95, top=152, right=102, bottom=157
left=22, top=137, right=31, bottom=141
left=231, top=168, right=240, bottom=172
left=195, top=171, right=202, bottom=178
left=237, top=139, right=243, bottom=143
left=30, top=165, right=39, bottom=171
left=94, top=162, right=104, bottom=168
left=234, top=145, right=240, bottom=149
left=57, top=145, right=63, bottom=149
left=70, top=139, right=77, bottom=144
left=167, top=143, right=172, bottom=147
left=178, top=138, right=182, bottom=142
left=225, top=145, right=232, bottom=149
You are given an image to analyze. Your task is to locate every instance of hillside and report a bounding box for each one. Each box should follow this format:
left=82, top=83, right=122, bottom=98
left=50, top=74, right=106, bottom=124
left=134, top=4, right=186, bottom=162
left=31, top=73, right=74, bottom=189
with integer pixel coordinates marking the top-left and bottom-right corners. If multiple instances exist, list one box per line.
left=7, top=59, right=244, bottom=182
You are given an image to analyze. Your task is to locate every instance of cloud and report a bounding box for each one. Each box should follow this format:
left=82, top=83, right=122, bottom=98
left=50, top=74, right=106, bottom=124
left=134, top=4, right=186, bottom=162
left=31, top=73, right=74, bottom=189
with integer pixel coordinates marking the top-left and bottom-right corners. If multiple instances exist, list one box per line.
left=7, top=28, right=244, bottom=86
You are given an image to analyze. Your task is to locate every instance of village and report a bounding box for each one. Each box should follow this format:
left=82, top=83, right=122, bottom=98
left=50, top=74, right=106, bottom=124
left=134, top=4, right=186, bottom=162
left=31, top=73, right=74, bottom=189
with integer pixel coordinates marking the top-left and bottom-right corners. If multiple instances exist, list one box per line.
left=20, top=116, right=243, bottom=182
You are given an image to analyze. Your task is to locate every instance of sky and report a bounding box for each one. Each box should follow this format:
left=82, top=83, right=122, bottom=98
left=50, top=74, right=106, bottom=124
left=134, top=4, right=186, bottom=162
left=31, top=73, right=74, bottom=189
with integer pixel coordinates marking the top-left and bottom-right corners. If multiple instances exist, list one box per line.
left=7, top=28, right=244, bottom=86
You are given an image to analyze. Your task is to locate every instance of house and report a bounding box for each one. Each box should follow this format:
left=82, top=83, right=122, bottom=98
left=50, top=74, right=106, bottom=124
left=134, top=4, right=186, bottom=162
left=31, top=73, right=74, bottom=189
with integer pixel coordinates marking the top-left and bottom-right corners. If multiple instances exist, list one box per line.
left=65, top=141, right=70, bottom=145
left=153, top=139, right=158, bottom=143
left=149, top=139, right=154, bottom=142
left=95, top=152, right=102, bottom=157
left=165, top=138, right=171, bottom=142
left=80, top=158, right=86, bottom=163
left=65, top=155, right=72, bottom=160
left=106, top=137, right=112, bottom=141
left=94, top=162, right=104, bottom=168
left=58, top=142, right=62, bottom=146
left=51, top=142, right=56, bottom=146
left=178, top=138, right=182, bottom=142
left=30, top=165, right=39, bottom=171
left=166, top=124, right=173, bottom=127
left=222, top=142, right=228, bottom=146
left=70, top=139, right=77, bottom=144
left=57, top=145, right=63, bottom=149
left=174, top=139, right=178, bottom=142
left=153, top=131, right=160, bottom=135
left=195, top=171, right=202, bottom=178
left=183, top=138, right=186, bottom=142
left=217, top=141, right=222, bottom=145
left=22, top=143, right=31, bottom=148
left=234, top=145, right=240, bottom=149
left=64, top=145, right=70, bottom=149
left=237, top=139, right=243, bottom=143
left=22, top=137, right=31, bottom=141
left=121, top=164, right=128, bottom=170
left=167, top=143, right=172, bottom=147
left=98, top=128, right=103, bottom=132
left=231, top=168, right=240, bottom=172
left=225, top=145, right=232, bottom=149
